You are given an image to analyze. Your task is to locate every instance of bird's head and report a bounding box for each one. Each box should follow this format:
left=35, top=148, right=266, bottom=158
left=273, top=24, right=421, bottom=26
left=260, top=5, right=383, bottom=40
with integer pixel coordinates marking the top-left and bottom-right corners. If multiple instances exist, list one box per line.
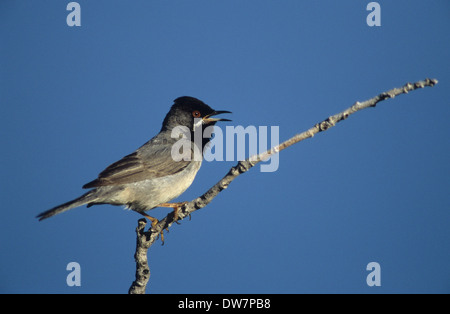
left=161, top=96, right=231, bottom=134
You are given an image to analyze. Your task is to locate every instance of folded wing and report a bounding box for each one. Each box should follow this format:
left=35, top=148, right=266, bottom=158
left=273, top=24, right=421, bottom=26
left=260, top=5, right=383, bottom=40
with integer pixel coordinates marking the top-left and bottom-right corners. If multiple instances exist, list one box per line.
left=83, top=143, right=191, bottom=188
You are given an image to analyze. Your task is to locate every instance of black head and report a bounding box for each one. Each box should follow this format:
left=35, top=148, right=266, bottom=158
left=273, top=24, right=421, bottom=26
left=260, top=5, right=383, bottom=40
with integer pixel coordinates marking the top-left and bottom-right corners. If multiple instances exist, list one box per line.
left=161, top=96, right=231, bottom=132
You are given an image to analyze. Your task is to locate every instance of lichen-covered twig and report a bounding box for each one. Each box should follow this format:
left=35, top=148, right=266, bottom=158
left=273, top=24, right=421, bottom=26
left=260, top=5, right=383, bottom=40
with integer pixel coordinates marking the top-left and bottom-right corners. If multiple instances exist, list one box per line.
left=128, top=78, right=438, bottom=294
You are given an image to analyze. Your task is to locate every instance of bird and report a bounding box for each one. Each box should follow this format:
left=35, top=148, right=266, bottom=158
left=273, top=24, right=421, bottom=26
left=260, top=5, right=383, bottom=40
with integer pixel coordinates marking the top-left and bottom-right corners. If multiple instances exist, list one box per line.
left=37, top=96, right=231, bottom=232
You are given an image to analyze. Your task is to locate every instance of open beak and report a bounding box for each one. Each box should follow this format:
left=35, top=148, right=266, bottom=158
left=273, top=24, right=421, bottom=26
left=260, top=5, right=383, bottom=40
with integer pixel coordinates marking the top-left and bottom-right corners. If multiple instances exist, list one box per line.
left=203, top=110, right=232, bottom=123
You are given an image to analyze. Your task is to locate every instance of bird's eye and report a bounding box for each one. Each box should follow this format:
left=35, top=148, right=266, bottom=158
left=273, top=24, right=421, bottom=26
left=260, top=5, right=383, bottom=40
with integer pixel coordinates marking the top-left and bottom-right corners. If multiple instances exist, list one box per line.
left=192, top=110, right=201, bottom=118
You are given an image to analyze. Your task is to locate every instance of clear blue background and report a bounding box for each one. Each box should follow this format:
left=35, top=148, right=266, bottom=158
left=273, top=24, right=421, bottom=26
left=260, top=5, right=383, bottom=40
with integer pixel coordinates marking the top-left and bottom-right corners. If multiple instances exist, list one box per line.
left=1, top=0, right=449, bottom=293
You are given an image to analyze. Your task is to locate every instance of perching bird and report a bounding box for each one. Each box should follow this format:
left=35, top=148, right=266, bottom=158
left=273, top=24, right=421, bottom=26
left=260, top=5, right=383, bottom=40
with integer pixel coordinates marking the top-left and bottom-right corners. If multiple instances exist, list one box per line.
left=37, top=96, right=231, bottom=228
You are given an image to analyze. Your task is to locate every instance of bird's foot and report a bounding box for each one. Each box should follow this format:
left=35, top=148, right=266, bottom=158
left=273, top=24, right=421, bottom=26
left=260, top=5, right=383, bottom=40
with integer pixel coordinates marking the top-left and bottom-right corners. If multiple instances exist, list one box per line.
left=140, top=212, right=159, bottom=227
left=139, top=212, right=166, bottom=245
left=157, top=201, right=188, bottom=223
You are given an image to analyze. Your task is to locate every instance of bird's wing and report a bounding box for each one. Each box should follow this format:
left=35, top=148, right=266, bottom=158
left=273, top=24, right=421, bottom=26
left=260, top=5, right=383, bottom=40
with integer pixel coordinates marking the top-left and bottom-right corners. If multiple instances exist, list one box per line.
left=82, top=142, right=192, bottom=188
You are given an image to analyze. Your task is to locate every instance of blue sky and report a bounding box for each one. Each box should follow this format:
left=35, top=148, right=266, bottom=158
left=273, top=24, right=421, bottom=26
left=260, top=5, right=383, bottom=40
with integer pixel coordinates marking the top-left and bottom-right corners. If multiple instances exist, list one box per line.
left=1, top=1, right=449, bottom=293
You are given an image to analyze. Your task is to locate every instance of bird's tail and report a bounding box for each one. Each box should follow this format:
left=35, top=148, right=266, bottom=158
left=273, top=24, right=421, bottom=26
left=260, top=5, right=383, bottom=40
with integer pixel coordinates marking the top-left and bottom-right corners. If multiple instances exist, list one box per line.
left=37, top=191, right=99, bottom=221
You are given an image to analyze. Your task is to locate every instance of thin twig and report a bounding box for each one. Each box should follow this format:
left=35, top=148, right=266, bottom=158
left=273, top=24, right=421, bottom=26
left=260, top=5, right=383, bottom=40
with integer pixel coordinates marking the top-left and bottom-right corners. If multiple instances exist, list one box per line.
left=128, top=219, right=151, bottom=294
left=128, top=78, right=438, bottom=293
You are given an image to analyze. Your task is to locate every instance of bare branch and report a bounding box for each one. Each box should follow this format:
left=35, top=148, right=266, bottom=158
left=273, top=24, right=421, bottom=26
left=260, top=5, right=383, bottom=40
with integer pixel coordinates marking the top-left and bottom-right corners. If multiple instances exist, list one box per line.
left=128, top=78, right=438, bottom=294
left=128, top=219, right=151, bottom=294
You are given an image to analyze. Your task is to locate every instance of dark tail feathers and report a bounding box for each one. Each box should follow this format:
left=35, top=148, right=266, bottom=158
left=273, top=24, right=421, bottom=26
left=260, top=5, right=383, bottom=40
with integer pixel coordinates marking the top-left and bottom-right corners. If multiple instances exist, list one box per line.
left=37, top=191, right=98, bottom=221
